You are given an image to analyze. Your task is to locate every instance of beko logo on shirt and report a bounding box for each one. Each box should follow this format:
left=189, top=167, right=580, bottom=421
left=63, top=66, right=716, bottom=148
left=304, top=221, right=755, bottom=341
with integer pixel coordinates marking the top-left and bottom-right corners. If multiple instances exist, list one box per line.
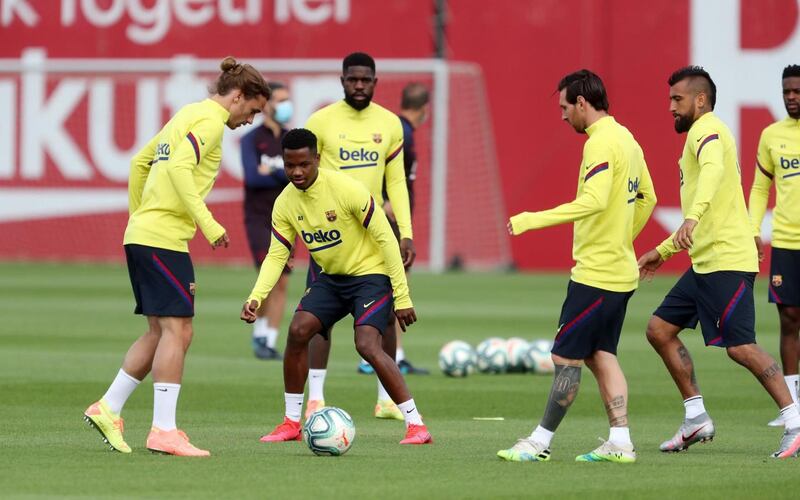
left=779, top=156, right=800, bottom=169
left=628, top=177, right=639, bottom=192
left=302, top=229, right=342, bottom=244
left=339, top=147, right=379, bottom=162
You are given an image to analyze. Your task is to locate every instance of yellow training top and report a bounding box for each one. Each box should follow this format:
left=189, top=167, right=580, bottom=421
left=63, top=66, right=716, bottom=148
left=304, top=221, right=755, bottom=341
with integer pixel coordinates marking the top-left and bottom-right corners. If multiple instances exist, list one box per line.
left=749, top=116, right=800, bottom=249
left=510, top=116, right=657, bottom=292
left=247, top=169, right=411, bottom=309
left=305, top=100, right=412, bottom=239
left=656, top=112, right=758, bottom=273
left=124, top=99, right=228, bottom=252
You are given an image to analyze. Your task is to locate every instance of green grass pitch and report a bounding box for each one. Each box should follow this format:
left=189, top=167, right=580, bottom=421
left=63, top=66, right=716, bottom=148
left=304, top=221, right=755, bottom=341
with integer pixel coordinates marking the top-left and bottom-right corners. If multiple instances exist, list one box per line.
left=0, top=262, right=797, bottom=499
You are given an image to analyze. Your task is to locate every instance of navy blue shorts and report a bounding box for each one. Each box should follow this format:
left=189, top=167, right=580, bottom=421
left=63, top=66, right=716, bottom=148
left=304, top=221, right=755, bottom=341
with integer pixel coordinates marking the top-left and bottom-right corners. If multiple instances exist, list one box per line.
left=552, top=281, right=634, bottom=360
left=768, top=247, right=800, bottom=306
left=297, top=273, right=394, bottom=337
left=653, top=269, right=756, bottom=348
left=124, top=244, right=195, bottom=317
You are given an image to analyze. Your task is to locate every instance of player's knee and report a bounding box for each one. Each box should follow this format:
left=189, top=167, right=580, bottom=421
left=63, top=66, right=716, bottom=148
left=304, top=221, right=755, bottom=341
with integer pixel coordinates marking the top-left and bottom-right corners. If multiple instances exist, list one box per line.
left=725, top=344, right=751, bottom=365
left=287, top=322, right=315, bottom=346
left=354, top=337, right=380, bottom=361
left=645, top=321, right=668, bottom=347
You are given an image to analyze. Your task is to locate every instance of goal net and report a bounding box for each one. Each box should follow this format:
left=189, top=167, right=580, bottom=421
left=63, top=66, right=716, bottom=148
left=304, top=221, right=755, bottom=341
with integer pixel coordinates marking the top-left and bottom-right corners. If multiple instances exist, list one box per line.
left=0, top=50, right=511, bottom=271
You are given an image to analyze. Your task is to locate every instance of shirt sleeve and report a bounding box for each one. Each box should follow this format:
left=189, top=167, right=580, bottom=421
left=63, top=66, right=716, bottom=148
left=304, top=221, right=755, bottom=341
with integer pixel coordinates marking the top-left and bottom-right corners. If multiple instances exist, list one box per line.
left=128, top=135, right=158, bottom=214
left=384, top=118, right=412, bottom=239
left=632, top=158, right=657, bottom=240
left=403, top=121, right=416, bottom=180
left=247, top=198, right=295, bottom=307
left=656, top=233, right=681, bottom=261
left=748, top=129, right=774, bottom=237
left=510, top=142, right=613, bottom=235
left=239, top=128, right=259, bottom=186
left=164, top=118, right=226, bottom=244
left=356, top=188, right=413, bottom=309
left=685, top=132, right=724, bottom=222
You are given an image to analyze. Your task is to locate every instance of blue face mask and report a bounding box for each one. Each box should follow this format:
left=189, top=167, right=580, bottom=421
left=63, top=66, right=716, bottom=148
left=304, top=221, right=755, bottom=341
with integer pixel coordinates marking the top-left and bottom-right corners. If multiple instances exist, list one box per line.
left=273, top=100, right=293, bottom=125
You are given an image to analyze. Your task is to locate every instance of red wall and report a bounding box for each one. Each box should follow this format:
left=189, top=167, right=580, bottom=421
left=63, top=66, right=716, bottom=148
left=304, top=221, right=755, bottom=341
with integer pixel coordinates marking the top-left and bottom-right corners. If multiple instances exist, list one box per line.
left=1, top=0, right=796, bottom=271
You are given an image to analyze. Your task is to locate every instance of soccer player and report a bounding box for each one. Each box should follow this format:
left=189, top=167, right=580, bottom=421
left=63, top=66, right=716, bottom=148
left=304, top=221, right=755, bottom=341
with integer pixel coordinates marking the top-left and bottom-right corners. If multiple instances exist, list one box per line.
left=83, top=57, right=270, bottom=456
left=749, top=65, right=800, bottom=427
left=240, top=81, right=293, bottom=360
left=303, top=52, right=415, bottom=420
left=638, top=66, right=800, bottom=458
left=497, top=70, right=656, bottom=463
left=241, top=128, right=432, bottom=445
left=386, top=82, right=432, bottom=375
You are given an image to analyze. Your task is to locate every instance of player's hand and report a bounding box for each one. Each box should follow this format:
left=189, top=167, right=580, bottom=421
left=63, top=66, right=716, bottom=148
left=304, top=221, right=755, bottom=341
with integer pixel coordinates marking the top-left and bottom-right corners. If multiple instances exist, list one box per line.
left=755, top=236, right=765, bottom=262
left=637, top=249, right=664, bottom=282
left=673, top=219, right=697, bottom=250
left=212, top=232, right=230, bottom=250
left=395, top=307, right=417, bottom=332
left=400, top=238, right=416, bottom=269
left=240, top=299, right=259, bottom=323
left=507, top=220, right=514, bottom=236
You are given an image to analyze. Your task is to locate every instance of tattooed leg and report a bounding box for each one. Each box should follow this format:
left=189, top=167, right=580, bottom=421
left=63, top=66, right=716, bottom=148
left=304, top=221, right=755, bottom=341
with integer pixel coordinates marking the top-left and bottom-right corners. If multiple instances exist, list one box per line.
left=726, top=343, right=795, bottom=409
left=540, top=363, right=582, bottom=432
left=585, top=351, right=629, bottom=428
left=646, top=316, right=699, bottom=399
left=606, top=395, right=628, bottom=427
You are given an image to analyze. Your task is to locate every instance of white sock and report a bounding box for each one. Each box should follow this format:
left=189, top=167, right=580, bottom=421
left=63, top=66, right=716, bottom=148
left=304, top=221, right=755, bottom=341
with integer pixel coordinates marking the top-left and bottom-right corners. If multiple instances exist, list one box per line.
left=529, top=425, right=554, bottom=447
left=397, top=399, right=423, bottom=427
left=265, top=327, right=279, bottom=348
left=785, top=375, right=800, bottom=406
left=285, top=392, right=304, bottom=422
left=781, top=403, right=800, bottom=430
left=684, top=395, right=706, bottom=419
left=608, top=426, right=632, bottom=446
left=252, top=317, right=268, bottom=338
left=102, top=369, right=140, bottom=414
left=308, top=369, right=327, bottom=401
left=152, top=382, right=180, bottom=431
left=377, top=379, right=392, bottom=402
left=396, top=347, right=406, bottom=363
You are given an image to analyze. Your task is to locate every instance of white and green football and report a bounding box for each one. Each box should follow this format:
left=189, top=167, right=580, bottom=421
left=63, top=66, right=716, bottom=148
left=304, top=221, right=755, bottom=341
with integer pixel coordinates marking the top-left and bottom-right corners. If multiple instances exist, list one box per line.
left=439, top=340, right=477, bottom=377
left=303, top=406, right=355, bottom=456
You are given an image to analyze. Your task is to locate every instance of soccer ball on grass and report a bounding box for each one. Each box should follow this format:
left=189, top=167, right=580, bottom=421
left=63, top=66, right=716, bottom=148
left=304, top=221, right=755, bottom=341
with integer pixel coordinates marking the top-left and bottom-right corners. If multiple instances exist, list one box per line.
left=476, top=337, right=508, bottom=373
left=303, top=407, right=355, bottom=456
left=438, top=340, right=477, bottom=377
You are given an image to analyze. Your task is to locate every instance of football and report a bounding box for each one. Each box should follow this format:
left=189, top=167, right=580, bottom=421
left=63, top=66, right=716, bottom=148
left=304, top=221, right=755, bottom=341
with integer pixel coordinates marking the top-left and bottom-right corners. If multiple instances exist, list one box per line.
left=476, top=337, right=508, bottom=373
left=439, top=340, right=478, bottom=377
left=303, top=406, right=356, bottom=456
left=526, top=339, right=555, bottom=374
left=505, top=337, right=530, bottom=372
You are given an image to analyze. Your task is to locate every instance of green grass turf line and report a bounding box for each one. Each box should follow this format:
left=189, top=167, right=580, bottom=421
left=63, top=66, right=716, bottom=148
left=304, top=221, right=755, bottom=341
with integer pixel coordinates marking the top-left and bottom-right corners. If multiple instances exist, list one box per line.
left=0, top=262, right=797, bottom=499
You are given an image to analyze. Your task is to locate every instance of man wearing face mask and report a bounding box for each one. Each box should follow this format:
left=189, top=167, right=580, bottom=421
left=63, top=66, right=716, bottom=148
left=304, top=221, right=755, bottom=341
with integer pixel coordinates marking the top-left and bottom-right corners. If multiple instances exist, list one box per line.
left=240, top=81, right=293, bottom=360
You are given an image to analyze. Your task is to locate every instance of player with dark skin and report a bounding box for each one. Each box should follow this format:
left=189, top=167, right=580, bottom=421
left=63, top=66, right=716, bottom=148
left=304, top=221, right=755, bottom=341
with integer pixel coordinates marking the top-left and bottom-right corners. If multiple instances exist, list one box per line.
left=340, top=65, right=416, bottom=266
left=307, top=62, right=415, bottom=377
left=241, top=145, right=418, bottom=405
